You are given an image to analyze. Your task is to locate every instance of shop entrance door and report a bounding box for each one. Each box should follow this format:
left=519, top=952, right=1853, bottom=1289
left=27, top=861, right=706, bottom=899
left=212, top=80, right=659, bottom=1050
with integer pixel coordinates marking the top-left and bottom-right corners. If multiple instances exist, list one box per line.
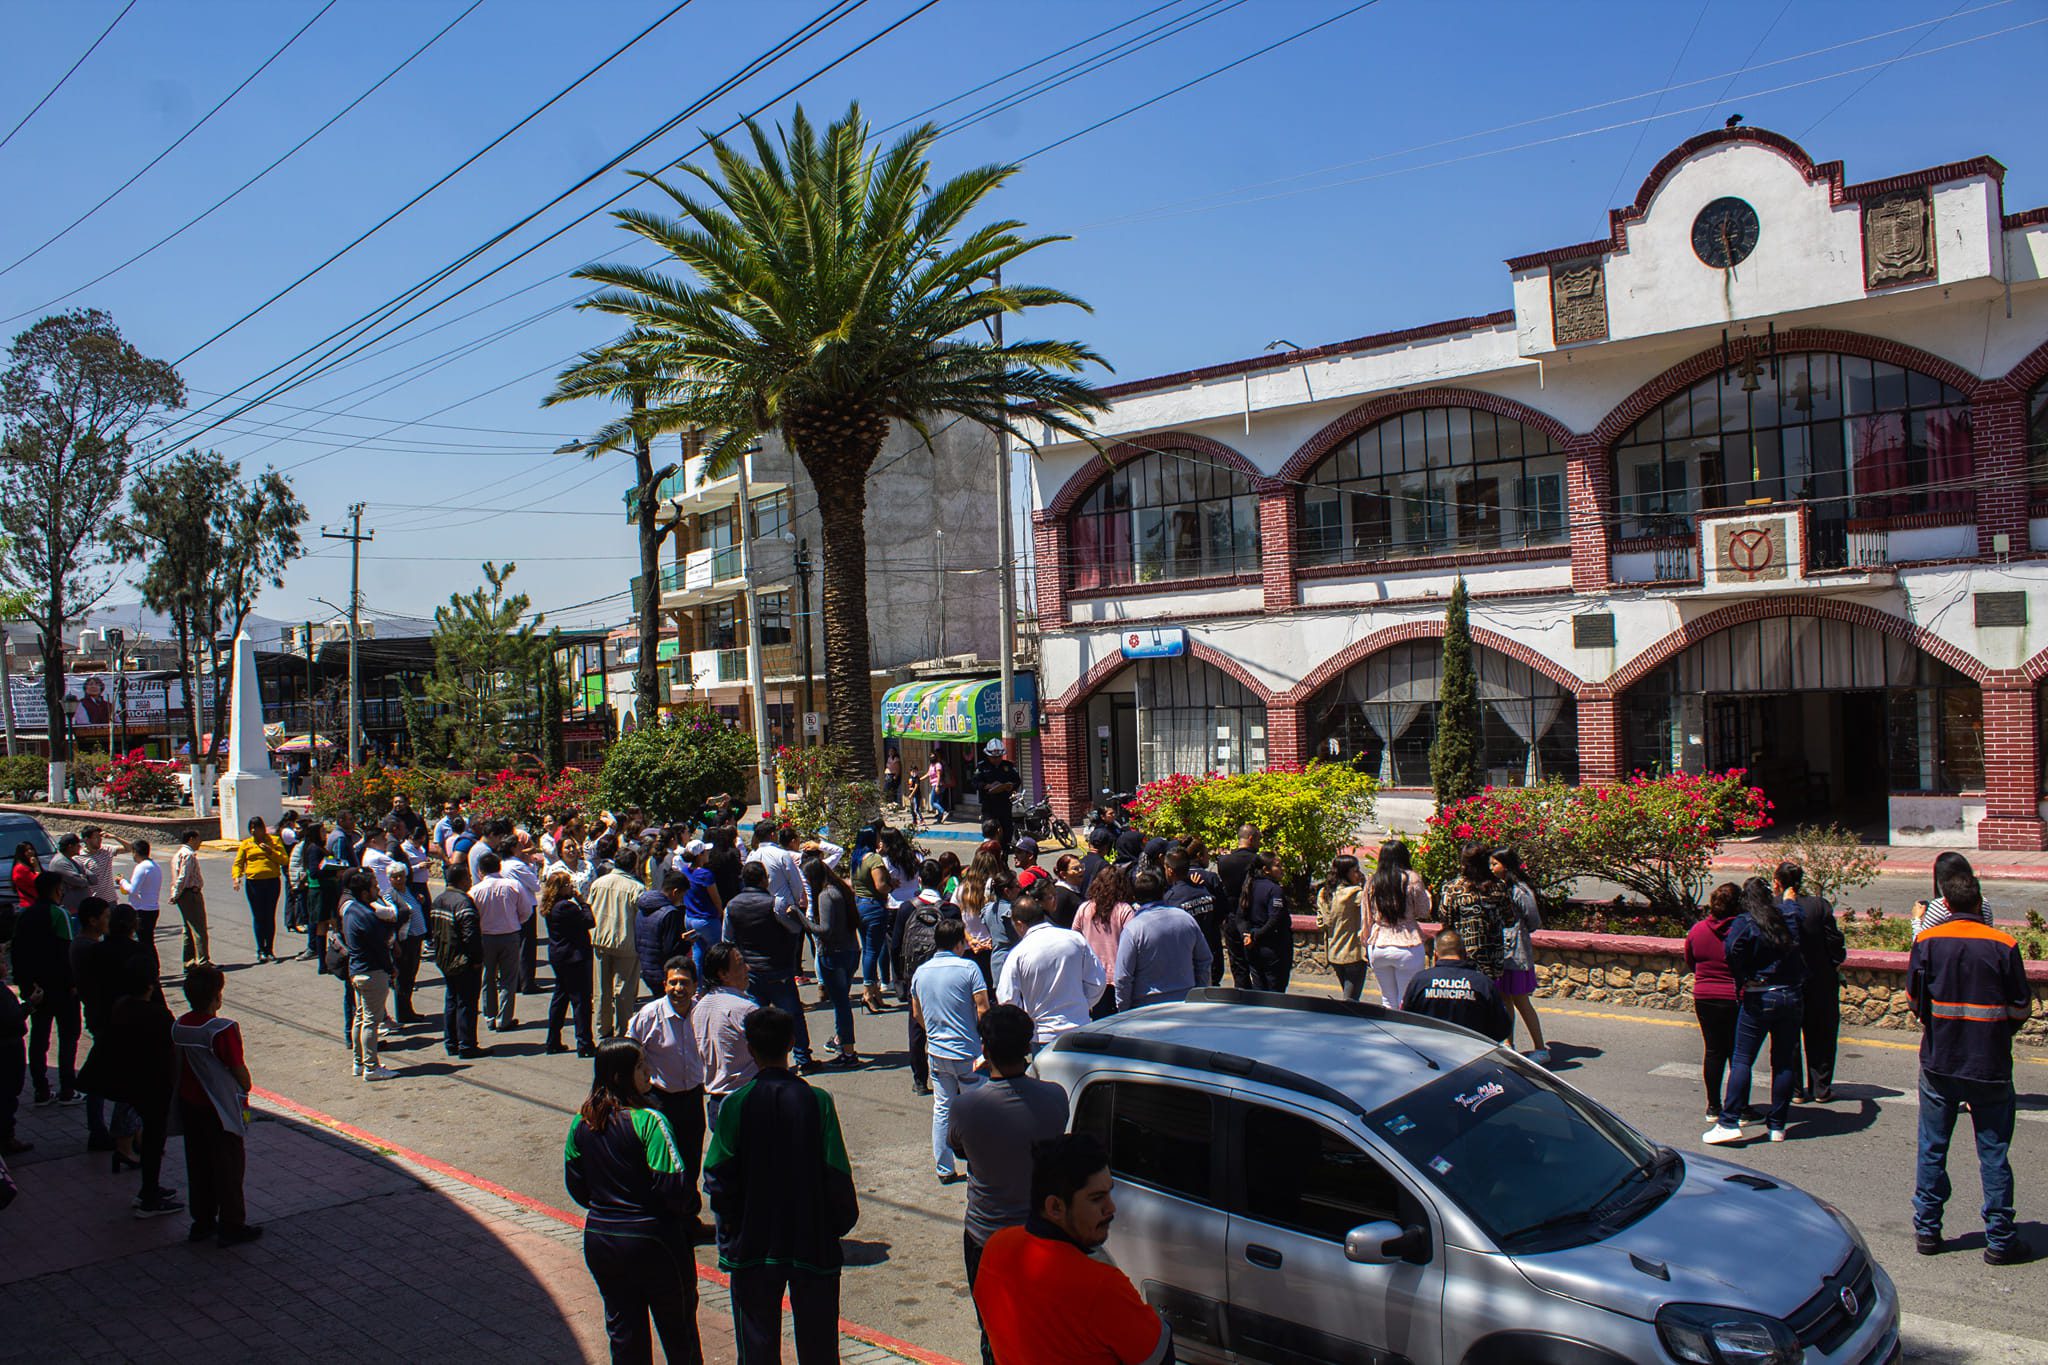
left=1705, top=690, right=1888, bottom=831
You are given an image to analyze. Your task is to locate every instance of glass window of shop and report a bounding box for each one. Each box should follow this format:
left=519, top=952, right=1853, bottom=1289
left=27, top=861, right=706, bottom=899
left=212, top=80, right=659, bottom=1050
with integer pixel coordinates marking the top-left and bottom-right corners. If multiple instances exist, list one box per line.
left=1068, top=448, right=1261, bottom=590
left=1305, top=640, right=1578, bottom=787
left=1134, top=655, right=1266, bottom=780
left=1300, top=407, right=1568, bottom=566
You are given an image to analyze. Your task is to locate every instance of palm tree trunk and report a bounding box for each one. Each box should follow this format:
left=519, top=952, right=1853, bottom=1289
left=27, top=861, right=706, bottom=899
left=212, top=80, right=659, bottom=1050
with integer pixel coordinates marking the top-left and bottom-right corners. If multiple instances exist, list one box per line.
left=805, top=456, right=879, bottom=781
left=632, top=392, right=661, bottom=726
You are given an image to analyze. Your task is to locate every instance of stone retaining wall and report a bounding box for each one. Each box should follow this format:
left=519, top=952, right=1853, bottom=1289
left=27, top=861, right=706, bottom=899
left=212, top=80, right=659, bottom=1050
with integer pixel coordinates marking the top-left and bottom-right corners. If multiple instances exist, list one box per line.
left=0, top=802, right=221, bottom=848
left=1292, top=919, right=2048, bottom=1044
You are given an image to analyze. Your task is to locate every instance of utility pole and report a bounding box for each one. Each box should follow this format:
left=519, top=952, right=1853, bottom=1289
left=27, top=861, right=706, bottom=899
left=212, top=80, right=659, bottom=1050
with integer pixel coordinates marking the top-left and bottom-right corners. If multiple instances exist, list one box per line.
left=992, top=266, right=1019, bottom=763
left=734, top=456, right=774, bottom=811
left=0, top=631, right=17, bottom=757
left=794, top=539, right=817, bottom=746
left=321, top=504, right=372, bottom=770
left=302, top=619, right=317, bottom=771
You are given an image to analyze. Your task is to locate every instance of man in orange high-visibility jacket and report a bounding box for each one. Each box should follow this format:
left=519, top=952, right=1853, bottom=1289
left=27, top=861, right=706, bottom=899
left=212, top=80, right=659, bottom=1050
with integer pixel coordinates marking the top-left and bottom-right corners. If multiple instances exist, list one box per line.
left=1906, top=868, right=2033, bottom=1264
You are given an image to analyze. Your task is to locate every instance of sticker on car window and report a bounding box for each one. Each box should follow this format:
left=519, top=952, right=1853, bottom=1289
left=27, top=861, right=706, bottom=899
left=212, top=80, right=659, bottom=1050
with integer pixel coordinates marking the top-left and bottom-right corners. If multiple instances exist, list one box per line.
left=1385, top=1114, right=1416, bottom=1136
left=1453, top=1081, right=1506, bottom=1115
left=1429, top=1156, right=1453, bottom=1176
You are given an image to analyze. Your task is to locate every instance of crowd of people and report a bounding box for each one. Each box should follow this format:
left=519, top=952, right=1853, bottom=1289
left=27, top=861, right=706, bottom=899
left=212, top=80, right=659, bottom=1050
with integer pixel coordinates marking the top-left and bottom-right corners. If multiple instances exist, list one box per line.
left=1, top=769, right=2036, bottom=1359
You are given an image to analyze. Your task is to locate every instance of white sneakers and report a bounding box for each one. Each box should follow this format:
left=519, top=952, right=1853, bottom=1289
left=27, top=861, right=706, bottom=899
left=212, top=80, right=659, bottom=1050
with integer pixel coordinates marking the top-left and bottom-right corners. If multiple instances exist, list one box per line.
left=1768, top=1128, right=1787, bottom=1143
left=1701, top=1123, right=1745, bottom=1145
left=363, top=1066, right=397, bottom=1082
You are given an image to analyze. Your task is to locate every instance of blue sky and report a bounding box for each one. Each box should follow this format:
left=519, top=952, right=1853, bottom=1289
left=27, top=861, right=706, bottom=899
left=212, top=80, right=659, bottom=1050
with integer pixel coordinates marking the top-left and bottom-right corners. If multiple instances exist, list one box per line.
left=2, top=0, right=2041, bottom=634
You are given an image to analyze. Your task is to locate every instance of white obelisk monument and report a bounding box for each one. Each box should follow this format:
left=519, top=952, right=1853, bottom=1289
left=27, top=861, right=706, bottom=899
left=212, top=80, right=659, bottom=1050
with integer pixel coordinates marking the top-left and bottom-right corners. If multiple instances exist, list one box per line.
left=217, top=630, right=281, bottom=833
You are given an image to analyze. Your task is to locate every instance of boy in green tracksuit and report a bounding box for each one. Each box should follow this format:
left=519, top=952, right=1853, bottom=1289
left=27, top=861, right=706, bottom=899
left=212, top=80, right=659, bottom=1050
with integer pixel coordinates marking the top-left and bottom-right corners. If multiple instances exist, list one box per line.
left=703, top=1005, right=859, bottom=1364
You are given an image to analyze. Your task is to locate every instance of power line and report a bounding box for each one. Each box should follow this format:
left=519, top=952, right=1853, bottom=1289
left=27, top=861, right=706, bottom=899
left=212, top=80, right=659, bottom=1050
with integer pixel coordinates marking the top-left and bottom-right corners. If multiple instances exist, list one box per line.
left=0, top=0, right=340, bottom=278
left=162, top=0, right=704, bottom=374
left=160, top=0, right=936, bottom=456
left=1691, top=0, right=1791, bottom=134
left=1604, top=0, right=1710, bottom=209
left=1801, top=0, right=1972, bottom=138
left=0, top=0, right=138, bottom=153
left=3, top=0, right=488, bottom=325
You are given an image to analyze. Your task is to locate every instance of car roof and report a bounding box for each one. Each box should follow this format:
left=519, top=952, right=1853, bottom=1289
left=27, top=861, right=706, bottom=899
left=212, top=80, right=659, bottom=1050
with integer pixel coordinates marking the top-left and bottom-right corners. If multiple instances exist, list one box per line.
left=1046, top=989, right=1500, bottom=1114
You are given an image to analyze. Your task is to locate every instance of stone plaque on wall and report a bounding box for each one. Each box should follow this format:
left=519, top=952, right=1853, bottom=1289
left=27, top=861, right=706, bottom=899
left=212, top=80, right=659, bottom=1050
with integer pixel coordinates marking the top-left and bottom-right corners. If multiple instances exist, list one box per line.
left=1550, top=258, right=1608, bottom=344
left=1863, top=187, right=1935, bottom=289
left=1709, top=518, right=1791, bottom=584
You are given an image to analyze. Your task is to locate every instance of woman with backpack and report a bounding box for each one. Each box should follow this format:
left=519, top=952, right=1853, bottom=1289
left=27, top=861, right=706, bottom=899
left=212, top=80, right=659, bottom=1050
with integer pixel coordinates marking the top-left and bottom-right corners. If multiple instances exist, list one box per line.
left=1704, top=876, right=1805, bottom=1146
left=1440, top=843, right=1511, bottom=981
left=1315, top=855, right=1367, bottom=1001
left=1074, top=864, right=1136, bottom=1019
left=956, top=843, right=1006, bottom=985
left=1490, top=847, right=1550, bottom=1065
left=893, top=859, right=954, bottom=1096
left=1364, top=840, right=1431, bottom=1006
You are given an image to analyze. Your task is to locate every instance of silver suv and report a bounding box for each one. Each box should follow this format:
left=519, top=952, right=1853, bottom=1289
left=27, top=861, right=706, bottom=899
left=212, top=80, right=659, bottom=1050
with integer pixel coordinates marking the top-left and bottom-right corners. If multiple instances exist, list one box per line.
left=1035, top=989, right=1900, bottom=1365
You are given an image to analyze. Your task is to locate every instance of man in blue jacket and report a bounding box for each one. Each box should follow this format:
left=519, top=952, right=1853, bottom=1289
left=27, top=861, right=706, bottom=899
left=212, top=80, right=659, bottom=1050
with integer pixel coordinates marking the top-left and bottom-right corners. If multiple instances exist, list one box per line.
left=633, top=873, right=688, bottom=998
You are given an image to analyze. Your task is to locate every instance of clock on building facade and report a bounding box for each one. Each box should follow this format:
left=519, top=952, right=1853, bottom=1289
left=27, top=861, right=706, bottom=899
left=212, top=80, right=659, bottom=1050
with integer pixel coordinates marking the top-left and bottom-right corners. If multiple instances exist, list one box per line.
left=1692, top=196, right=1760, bottom=268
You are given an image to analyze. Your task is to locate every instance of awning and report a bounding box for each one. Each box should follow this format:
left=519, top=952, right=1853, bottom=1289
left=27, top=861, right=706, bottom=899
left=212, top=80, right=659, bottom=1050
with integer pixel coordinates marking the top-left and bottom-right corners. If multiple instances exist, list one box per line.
left=881, top=675, right=1037, bottom=741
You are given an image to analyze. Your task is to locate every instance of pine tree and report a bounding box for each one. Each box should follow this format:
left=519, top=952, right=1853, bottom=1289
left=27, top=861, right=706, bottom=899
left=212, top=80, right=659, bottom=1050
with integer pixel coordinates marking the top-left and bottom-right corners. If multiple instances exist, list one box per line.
left=424, top=562, right=544, bottom=772
left=1430, top=577, right=1483, bottom=810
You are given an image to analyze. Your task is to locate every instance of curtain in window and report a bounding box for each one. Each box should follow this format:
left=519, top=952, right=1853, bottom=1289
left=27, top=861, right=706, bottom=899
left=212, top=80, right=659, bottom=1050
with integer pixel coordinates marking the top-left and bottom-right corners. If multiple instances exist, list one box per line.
left=1925, top=409, right=1973, bottom=517
left=1476, top=651, right=1567, bottom=783
left=1852, top=413, right=1908, bottom=518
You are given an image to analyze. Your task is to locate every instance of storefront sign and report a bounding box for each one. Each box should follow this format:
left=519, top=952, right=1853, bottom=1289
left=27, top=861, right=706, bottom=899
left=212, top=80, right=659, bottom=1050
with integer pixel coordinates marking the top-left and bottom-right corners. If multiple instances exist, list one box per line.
left=881, top=676, right=1039, bottom=740
left=1119, top=627, right=1186, bottom=660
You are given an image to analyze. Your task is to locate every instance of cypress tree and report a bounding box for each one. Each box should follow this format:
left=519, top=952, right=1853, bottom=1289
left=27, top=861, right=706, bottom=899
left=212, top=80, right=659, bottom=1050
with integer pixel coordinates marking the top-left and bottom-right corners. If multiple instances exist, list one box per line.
left=1430, top=577, right=1483, bottom=809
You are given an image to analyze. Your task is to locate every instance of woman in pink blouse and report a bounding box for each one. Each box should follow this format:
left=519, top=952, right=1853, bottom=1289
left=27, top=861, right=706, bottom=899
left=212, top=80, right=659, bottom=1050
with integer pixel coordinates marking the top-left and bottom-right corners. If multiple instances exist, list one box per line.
left=1073, top=863, right=1136, bottom=1020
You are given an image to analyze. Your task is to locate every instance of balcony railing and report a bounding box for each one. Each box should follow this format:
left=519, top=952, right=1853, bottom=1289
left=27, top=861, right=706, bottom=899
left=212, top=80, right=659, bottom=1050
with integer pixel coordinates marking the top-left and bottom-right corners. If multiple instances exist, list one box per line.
left=1653, top=544, right=1697, bottom=581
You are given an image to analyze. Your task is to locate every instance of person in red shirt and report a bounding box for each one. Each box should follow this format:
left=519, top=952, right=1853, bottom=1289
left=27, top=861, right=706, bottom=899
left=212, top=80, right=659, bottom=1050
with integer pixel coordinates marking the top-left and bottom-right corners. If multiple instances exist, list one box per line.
left=1683, top=882, right=1742, bottom=1119
left=172, top=965, right=260, bottom=1247
left=972, top=1133, right=1172, bottom=1365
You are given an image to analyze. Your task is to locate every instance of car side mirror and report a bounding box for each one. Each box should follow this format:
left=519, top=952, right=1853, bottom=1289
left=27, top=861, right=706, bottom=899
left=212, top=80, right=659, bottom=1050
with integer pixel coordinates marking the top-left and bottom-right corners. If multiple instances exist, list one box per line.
left=1343, top=1220, right=1409, bottom=1265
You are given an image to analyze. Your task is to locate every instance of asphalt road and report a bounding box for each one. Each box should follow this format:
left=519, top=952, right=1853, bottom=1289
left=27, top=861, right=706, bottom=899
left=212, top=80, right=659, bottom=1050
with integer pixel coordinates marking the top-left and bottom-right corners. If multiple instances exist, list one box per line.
left=161, top=850, right=2048, bottom=1364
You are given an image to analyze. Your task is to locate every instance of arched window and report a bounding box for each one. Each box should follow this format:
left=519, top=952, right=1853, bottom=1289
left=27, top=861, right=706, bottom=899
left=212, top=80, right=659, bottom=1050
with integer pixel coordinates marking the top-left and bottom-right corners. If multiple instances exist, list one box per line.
left=1067, top=448, right=1260, bottom=591
left=1307, top=641, right=1578, bottom=787
left=1137, top=656, right=1265, bottom=780
left=1613, top=352, right=1971, bottom=567
left=1300, top=407, right=1567, bottom=566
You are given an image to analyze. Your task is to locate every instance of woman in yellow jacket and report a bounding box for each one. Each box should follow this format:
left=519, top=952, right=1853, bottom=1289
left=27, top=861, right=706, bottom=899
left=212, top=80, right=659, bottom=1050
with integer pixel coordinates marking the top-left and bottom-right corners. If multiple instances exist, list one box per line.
left=231, top=815, right=288, bottom=964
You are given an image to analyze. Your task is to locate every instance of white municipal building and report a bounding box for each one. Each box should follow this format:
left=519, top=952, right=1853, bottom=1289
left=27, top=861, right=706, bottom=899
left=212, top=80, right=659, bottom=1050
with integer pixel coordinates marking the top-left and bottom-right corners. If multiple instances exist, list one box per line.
left=1027, top=126, right=2048, bottom=850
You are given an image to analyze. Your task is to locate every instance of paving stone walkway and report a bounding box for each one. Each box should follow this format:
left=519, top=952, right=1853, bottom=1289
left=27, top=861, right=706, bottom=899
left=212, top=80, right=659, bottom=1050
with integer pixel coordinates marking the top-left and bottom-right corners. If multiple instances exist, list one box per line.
left=1, top=1087, right=940, bottom=1364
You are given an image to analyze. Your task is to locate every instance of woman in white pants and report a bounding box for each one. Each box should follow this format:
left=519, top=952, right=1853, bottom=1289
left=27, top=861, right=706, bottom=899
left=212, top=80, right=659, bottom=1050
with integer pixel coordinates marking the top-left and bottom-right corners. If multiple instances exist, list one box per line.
left=1365, top=840, right=1432, bottom=1006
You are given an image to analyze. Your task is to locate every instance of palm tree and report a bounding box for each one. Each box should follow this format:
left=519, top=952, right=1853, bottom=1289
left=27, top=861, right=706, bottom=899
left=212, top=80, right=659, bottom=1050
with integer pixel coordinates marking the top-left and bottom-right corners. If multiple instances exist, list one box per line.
left=542, top=345, right=675, bottom=728
left=569, top=104, right=1109, bottom=778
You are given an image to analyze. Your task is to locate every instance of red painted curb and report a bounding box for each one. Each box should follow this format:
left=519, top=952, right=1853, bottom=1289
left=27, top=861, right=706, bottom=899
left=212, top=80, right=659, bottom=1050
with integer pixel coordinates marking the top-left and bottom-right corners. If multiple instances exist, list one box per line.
left=249, top=1086, right=964, bottom=1365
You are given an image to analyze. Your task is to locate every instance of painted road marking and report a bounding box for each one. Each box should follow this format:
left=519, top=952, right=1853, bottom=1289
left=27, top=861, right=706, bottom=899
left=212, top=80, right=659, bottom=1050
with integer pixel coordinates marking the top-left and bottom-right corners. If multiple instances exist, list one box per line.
left=1291, top=978, right=2048, bottom=1065
left=1643, top=1061, right=2048, bottom=1121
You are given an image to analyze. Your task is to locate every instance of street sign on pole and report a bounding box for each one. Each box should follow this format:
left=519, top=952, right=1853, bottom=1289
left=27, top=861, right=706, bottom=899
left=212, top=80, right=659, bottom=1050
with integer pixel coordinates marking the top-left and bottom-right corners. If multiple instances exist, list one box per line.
left=802, top=711, right=823, bottom=737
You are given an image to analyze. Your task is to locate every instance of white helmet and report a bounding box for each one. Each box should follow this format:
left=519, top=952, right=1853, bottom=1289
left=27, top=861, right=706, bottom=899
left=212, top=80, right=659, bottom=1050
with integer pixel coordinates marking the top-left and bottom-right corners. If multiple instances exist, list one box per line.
left=984, top=739, right=1006, bottom=756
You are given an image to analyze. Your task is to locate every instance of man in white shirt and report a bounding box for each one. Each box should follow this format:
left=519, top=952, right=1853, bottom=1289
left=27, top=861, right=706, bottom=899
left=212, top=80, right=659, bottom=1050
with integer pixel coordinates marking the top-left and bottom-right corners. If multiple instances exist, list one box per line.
left=747, top=825, right=809, bottom=916
left=79, top=826, right=131, bottom=903
left=997, top=890, right=1105, bottom=1048
left=469, top=851, right=533, bottom=1032
left=690, top=942, right=759, bottom=1129
left=170, top=829, right=210, bottom=970
left=119, top=838, right=164, bottom=968
left=628, top=954, right=709, bottom=1226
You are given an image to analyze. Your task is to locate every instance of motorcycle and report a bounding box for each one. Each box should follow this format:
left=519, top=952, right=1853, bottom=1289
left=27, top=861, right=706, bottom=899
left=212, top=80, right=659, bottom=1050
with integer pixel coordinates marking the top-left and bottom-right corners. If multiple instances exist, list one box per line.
left=1017, top=797, right=1075, bottom=850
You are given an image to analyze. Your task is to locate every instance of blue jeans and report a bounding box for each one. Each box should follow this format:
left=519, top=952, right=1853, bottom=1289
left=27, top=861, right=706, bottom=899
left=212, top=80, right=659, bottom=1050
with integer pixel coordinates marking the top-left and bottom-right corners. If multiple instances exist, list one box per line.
left=1914, top=1071, right=2017, bottom=1251
left=818, top=948, right=860, bottom=1052
left=747, top=975, right=813, bottom=1066
left=684, top=911, right=720, bottom=980
left=1719, top=991, right=1801, bottom=1129
left=856, top=900, right=893, bottom=988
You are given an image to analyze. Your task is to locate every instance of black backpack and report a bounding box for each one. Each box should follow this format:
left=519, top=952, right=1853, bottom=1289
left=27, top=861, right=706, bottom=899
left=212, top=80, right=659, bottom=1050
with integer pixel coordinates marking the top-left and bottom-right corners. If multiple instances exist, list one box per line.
left=898, top=901, right=956, bottom=999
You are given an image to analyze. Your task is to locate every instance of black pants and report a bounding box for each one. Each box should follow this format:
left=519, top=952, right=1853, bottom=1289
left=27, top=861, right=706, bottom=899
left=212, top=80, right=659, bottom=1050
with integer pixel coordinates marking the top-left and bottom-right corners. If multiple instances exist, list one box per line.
left=964, top=1230, right=995, bottom=1365
left=521, top=915, right=542, bottom=993
left=1089, top=990, right=1118, bottom=1021
left=29, top=990, right=80, bottom=1098
left=548, top=959, right=594, bottom=1051
left=244, top=878, right=280, bottom=957
left=1194, top=910, right=1229, bottom=987
left=394, top=936, right=424, bottom=1020
left=907, top=1010, right=928, bottom=1089
left=1694, top=997, right=1739, bottom=1113
left=728, top=1265, right=838, bottom=1365
left=137, top=909, right=161, bottom=970
left=648, top=1086, right=706, bottom=1201
left=1222, top=927, right=1250, bottom=988
left=583, top=1222, right=703, bottom=1365
left=178, top=1098, right=247, bottom=1233
left=138, top=1094, right=169, bottom=1201
left=442, top=965, right=481, bottom=1054
left=1798, top=975, right=1840, bottom=1096
left=0, top=1029, right=22, bottom=1141
left=1248, top=957, right=1291, bottom=993
left=1332, top=960, right=1369, bottom=1002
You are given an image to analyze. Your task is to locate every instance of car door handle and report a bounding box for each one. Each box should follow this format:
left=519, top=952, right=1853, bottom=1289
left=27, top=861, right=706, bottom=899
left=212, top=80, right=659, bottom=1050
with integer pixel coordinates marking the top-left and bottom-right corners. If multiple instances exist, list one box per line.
left=1244, top=1244, right=1283, bottom=1269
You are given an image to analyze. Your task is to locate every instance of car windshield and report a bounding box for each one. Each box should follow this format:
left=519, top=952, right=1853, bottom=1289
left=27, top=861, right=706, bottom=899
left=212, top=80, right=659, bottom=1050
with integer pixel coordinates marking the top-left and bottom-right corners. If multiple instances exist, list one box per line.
left=1, top=825, right=55, bottom=859
left=1366, top=1053, right=1673, bottom=1252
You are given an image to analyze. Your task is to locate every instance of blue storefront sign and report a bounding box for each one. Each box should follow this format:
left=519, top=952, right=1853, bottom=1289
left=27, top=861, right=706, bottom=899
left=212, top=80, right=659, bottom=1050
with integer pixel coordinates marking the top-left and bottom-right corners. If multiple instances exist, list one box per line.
left=1119, top=627, right=1186, bottom=660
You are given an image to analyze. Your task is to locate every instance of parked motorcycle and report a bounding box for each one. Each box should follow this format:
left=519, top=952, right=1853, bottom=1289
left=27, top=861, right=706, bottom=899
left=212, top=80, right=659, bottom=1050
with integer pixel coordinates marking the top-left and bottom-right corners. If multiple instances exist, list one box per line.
left=1017, top=797, right=1075, bottom=850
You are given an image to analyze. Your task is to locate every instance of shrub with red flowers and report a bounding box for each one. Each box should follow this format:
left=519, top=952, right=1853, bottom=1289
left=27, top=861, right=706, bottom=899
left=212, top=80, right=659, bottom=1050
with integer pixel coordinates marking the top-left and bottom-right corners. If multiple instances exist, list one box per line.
left=1415, top=770, right=1773, bottom=915
left=102, top=748, right=183, bottom=809
left=466, top=768, right=601, bottom=831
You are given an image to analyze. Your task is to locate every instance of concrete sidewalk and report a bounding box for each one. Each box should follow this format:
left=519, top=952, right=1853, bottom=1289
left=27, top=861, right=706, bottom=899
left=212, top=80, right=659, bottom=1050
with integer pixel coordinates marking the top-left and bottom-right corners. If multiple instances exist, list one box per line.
left=1710, top=844, right=2048, bottom=883
left=0, top=1084, right=944, bottom=1364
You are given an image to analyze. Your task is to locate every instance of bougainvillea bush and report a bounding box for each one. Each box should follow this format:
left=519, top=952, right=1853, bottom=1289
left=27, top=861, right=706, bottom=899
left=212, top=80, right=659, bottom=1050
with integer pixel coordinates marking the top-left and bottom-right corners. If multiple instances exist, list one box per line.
left=1127, top=764, right=1378, bottom=884
left=775, top=743, right=879, bottom=841
left=1416, top=770, right=1773, bottom=914
left=102, top=749, right=183, bottom=808
left=466, top=768, right=600, bottom=831
left=598, top=705, right=755, bottom=821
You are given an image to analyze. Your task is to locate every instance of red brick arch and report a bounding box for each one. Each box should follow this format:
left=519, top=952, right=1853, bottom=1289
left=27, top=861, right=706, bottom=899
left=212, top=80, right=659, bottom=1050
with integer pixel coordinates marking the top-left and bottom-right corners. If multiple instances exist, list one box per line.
left=2003, top=336, right=2048, bottom=397
left=1041, top=431, right=1263, bottom=520
left=1276, top=387, right=1580, bottom=485
left=1282, top=619, right=1586, bottom=705
left=1047, top=637, right=1278, bottom=714
left=1605, top=597, right=1991, bottom=696
left=1591, top=329, right=1988, bottom=448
